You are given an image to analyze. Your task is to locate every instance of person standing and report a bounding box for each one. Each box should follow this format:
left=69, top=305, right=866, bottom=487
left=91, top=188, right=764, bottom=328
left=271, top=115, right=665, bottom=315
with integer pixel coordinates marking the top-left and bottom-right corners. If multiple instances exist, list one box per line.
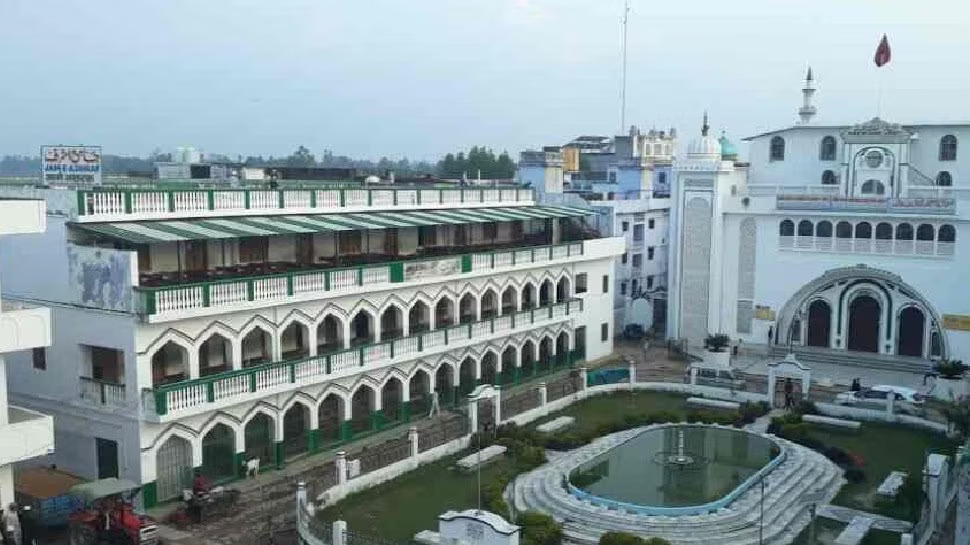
left=783, top=378, right=794, bottom=409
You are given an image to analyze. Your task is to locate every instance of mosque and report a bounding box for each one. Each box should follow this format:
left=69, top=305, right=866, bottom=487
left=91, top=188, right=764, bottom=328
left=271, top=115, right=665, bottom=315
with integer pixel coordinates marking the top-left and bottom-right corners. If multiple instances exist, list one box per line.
left=668, top=69, right=969, bottom=364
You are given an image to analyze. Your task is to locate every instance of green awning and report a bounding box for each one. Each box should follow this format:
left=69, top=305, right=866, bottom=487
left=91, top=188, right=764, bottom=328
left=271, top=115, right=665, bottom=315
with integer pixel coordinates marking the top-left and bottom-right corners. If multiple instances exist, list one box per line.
left=72, top=205, right=594, bottom=244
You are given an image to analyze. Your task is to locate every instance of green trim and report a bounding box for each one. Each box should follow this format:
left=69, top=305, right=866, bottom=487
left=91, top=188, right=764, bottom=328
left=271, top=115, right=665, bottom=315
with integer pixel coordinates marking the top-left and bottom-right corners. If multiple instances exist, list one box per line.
left=340, top=421, right=353, bottom=441
left=461, top=255, right=472, bottom=273
left=370, top=409, right=385, bottom=431
left=274, top=442, right=284, bottom=470
left=308, top=429, right=320, bottom=453
left=141, top=481, right=157, bottom=509
left=233, top=452, right=246, bottom=477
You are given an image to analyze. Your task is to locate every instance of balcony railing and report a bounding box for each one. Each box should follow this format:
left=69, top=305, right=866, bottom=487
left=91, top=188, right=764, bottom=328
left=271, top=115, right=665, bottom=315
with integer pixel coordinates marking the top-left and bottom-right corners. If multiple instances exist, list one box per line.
left=776, top=195, right=957, bottom=215
left=779, top=236, right=954, bottom=257
left=137, top=241, right=585, bottom=316
left=79, top=377, right=127, bottom=408
left=148, top=298, right=583, bottom=417
left=76, top=187, right=535, bottom=219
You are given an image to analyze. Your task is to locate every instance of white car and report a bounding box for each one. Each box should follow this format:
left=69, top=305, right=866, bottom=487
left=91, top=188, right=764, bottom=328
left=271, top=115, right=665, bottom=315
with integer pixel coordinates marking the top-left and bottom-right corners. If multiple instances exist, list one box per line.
left=835, top=385, right=926, bottom=415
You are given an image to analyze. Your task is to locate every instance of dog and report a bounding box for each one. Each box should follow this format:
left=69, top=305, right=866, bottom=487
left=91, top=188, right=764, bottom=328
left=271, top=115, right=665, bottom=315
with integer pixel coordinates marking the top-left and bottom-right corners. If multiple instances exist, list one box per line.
left=245, top=457, right=260, bottom=478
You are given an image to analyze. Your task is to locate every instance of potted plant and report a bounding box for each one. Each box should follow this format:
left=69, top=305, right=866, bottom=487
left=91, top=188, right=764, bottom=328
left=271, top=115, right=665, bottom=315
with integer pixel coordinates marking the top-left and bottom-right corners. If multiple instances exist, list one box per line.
left=933, top=359, right=968, bottom=401
left=702, top=333, right=732, bottom=368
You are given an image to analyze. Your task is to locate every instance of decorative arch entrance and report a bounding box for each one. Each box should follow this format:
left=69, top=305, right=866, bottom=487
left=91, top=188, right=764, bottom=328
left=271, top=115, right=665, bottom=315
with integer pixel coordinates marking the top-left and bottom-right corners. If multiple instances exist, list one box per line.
left=847, top=295, right=880, bottom=353
left=155, top=435, right=193, bottom=502
left=775, top=266, right=945, bottom=359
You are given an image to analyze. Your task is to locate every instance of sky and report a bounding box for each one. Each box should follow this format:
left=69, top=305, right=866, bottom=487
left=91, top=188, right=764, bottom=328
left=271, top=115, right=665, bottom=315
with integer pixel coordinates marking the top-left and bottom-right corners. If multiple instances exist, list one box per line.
left=1, top=0, right=969, bottom=161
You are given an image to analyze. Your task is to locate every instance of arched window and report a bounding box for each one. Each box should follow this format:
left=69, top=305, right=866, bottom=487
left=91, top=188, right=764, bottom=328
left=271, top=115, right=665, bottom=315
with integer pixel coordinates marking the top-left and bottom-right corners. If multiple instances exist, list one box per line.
left=917, top=224, right=935, bottom=241
left=940, top=135, right=958, bottom=161
left=875, top=222, right=893, bottom=240
left=836, top=221, right=853, bottom=238
left=939, top=224, right=956, bottom=242
left=821, top=170, right=838, bottom=185
left=861, top=179, right=886, bottom=195
left=797, top=220, right=813, bottom=237
left=779, top=220, right=794, bottom=236
left=937, top=171, right=952, bottom=187
left=816, top=221, right=832, bottom=238
left=895, top=223, right=914, bottom=240
left=819, top=136, right=837, bottom=161
left=658, top=172, right=666, bottom=186
left=770, top=136, right=786, bottom=161
left=855, top=222, right=872, bottom=239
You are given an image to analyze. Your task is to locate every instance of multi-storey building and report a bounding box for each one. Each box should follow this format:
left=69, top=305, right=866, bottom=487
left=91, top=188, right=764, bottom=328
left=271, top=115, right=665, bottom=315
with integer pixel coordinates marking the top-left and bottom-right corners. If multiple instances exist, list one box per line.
left=0, top=181, right=622, bottom=507
left=669, top=71, right=970, bottom=364
left=520, top=126, right=675, bottom=334
left=0, top=198, right=53, bottom=508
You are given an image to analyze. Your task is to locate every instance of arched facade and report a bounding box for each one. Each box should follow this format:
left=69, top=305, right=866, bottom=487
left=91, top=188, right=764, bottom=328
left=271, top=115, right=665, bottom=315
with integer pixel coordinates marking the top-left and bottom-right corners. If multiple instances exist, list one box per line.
left=775, top=266, right=946, bottom=358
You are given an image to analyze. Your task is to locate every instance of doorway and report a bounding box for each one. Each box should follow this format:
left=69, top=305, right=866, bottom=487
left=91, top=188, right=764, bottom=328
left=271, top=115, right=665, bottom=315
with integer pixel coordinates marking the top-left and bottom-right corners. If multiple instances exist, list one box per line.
left=847, top=295, right=880, bottom=353
left=96, top=438, right=119, bottom=479
left=806, top=300, right=831, bottom=348
left=897, top=307, right=926, bottom=357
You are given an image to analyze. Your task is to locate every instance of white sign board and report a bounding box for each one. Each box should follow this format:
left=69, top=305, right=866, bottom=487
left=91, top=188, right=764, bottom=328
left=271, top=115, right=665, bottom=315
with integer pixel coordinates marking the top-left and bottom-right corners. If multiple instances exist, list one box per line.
left=42, top=145, right=102, bottom=185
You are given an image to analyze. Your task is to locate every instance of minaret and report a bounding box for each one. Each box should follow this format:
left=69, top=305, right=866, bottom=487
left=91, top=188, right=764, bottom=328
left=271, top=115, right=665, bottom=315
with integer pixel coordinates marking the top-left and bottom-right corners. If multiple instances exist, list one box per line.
left=702, top=111, right=710, bottom=137
left=798, top=67, right=817, bottom=124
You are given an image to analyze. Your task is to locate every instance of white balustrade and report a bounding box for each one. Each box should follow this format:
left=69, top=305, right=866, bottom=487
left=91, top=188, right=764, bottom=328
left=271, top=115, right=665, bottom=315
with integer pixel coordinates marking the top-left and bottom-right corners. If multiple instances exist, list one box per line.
left=248, top=191, right=278, bottom=209
left=397, top=190, right=418, bottom=206
left=212, top=191, right=245, bottom=210
left=345, top=190, right=368, bottom=207
left=568, top=243, right=583, bottom=255
left=330, top=269, right=358, bottom=290
left=209, top=281, right=248, bottom=306
left=132, top=192, right=168, bottom=214
left=393, top=337, right=419, bottom=358
left=315, top=190, right=340, bottom=208
left=156, top=286, right=205, bottom=312
left=517, top=189, right=533, bottom=201
left=255, top=365, right=290, bottom=389
left=420, top=190, right=439, bottom=205
left=252, top=277, right=288, bottom=300
left=552, top=245, right=568, bottom=259
left=533, top=249, right=550, bottom=262
left=361, top=266, right=390, bottom=285
left=172, top=191, right=208, bottom=213
left=493, top=252, right=513, bottom=267
left=213, top=374, right=250, bottom=400
left=493, top=315, right=512, bottom=332
left=500, top=189, right=517, bottom=202
left=515, top=249, right=533, bottom=263
left=292, top=271, right=328, bottom=294
left=363, top=343, right=391, bottom=364
left=471, top=254, right=491, bottom=271
left=916, top=240, right=935, bottom=255
left=938, top=242, right=955, bottom=256
left=553, top=304, right=567, bottom=318
left=782, top=236, right=955, bottom=258
left=283, top=191, right=312, bottom=208
left=87, top=192, right=124, bottom=216
left=422, top=330, right=445, bottom=349
left=470, top=322, right=490, bottom=338
left=483, top=189, right=500, bottom=202
left=371, top=190, right=394, bottom=207
left=462, top=190, right=481, bottom=203
left=294, top=357, right=328, bottom=382
left=441, top=191, right=460, bottom=204
left=330, top=350, right=360, bottom=373
left=80, top=379, right=126, bottom=407
left=165, top=383, right=207, bottom=412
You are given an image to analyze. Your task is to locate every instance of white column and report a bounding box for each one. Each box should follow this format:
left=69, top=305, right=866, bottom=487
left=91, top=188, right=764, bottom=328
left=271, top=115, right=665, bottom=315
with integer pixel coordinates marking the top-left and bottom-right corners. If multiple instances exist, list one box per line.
left=343, top=321, right=352, bottom=349
left=402, top=312, right=411, bottom=338
left=308, top=404, right=320, bottom=429
left=333, top=520, right=347, bottom=545
left=629, top=361, right=637, bottom=386
left=579, top=367, right=589, bottom=392
left=187, top=349, right=200, bottom=380
left=493, top=387, right=503, bottom=424
left=231, top=341, right=243, bottom=371
left=767, top=368, right=777, bottom=408
left=307, top=325, right=319, bottom=358
left=336, top=451, right=348, bottom=485
left=408, top=426, right=419, bottom=458
left=467, top=396, right=479, bottom=433
left=538, top=382, right=548, bottom=407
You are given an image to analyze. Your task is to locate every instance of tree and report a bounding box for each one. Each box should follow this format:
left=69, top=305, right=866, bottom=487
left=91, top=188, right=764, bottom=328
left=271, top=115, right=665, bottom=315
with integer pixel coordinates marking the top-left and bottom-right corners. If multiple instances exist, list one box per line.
left=436, top=146, right=517, bottom=179
left=599, top=532, right=670, bottom=545
left=515, top=511, right=562, bottom=545
left=286, top=145, right=316, bottom=167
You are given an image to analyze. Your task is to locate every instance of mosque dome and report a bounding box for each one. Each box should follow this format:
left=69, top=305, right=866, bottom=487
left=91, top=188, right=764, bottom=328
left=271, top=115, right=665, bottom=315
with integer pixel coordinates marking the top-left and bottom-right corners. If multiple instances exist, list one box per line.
left=718, top=133, right=738, bottom=161
left=687, top=113, right=722, bottom=159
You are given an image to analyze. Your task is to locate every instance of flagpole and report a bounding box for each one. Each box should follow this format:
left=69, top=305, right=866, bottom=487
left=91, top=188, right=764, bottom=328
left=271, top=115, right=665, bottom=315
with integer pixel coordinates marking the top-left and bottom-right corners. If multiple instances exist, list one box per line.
left=877, top=68, right=883, bottom=118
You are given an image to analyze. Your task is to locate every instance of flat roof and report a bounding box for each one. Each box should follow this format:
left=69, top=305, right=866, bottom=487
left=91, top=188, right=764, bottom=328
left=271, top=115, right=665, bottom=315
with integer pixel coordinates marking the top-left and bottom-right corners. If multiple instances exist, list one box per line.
left=742, top=120, right=970, bottom=141
left=72, top=205, right=594, bottom=244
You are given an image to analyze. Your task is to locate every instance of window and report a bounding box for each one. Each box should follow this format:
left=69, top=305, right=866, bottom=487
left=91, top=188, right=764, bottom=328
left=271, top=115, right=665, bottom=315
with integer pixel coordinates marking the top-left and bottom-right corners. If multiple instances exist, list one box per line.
left=937, top=171, right=952, bottom=187
left=855, top=222, right=873, bottom=239
left=816, top=221, right=833, bottom=238
left=601, top=323, right=609, bottom=342
left=632, top=279, right=638, bottom=294
left=632, top=254, right=643, bottom=268
left=602, top=275, right=609, bottom=293
left=621, top=253, right=628, bottom=264
left=510, top=221, right=523, bottom=240
left=622, top=222, right=629, bottom=232
left=647, top=275, right=654, bottom=289
left=658, top=172, right=667, bottom=187
left=609, top=172, right=617, bottom=183
left=483, top=222, right=498, bottom=240
left=239, top=237, right=269, bottom=262
left=860, top=179, right=885, bottom=195
left=895, top=223, right=914, bottom=240
left=940, top=135, right=958, bottom=161
left=836, top=221, right=852, bottom=238
left=821, top=170, right=837, bottom=185
left=820, top=136, right=837, bottom=161
left=648, top=219, right=655, bottom=229
left=575, top=273, right=588, bottom=293
left=338, top=231, right=363, bottom=254
left=137, top=246, right=151, bottom=271
left=770, top=136, right=786, bottom=161
left=939, top=224, right=956, bottom=243
left=418, top=225, right=437, bottom=246
left=798, top=220, right=813, bottom=237
left=779, top=219, right=795, bottom=237
left=32, top=347, right=46, bottom=370
left=633, top=224, right=644, bottom=242
left=620, top=282, right=627, bottom=295
left=647, top=247, right=655, bottom=260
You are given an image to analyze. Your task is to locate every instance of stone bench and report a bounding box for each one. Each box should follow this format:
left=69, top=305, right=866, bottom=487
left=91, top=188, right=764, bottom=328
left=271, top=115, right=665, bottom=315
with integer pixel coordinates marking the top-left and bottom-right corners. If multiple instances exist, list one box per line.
left=877, top=471, right=908, bottom=499
left=457, top=444, right=507, bottom=472
left=537, top=416, right=575, bottom=433
left=835, top=516, right=873, bottom=545
left=685, top=397, right=740, bottom=411
left=803, top=414, right=862, bottom=430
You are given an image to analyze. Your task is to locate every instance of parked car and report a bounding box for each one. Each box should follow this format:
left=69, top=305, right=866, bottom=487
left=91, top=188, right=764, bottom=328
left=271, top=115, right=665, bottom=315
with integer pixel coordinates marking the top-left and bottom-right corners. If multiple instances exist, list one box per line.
left=685, top=365, right=745, bottom=390
left=835, top=385, right=926, bottom=415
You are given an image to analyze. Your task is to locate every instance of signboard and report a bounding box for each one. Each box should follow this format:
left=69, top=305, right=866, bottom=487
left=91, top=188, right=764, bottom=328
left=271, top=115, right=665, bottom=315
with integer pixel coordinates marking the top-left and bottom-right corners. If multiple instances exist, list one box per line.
left=42, top=145, right=102, bottom=185
left=754, top=305, right=776, bottom=321
left=943, top=314, right=970, bottom=332
left=404, top=258, right=460, bottom=281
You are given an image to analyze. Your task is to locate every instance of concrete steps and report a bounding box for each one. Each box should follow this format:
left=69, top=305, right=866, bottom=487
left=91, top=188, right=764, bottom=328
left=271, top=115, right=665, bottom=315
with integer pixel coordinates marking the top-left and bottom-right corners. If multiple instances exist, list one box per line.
left=508, top=426, right=844, bottom=545
left=768, top=346, right=932, bottom=374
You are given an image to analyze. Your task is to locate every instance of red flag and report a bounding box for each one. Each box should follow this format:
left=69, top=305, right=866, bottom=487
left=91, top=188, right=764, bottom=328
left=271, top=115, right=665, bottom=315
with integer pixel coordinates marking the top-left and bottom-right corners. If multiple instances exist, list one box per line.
left=874, top=34, right=891, bottom=67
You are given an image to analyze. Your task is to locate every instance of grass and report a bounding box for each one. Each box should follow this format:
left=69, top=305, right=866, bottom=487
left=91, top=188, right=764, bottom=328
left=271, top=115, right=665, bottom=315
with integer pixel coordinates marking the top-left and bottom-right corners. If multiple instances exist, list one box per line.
left=792, top=519, right=901, bottom=545
left=316, top=391, right=689, bottom=541
left=803, top=422, right=958, bottom=520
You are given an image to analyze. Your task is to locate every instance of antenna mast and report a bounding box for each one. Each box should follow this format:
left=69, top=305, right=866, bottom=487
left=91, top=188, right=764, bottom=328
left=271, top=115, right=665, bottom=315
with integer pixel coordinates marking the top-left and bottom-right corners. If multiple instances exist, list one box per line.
left=620, top=0, right=630, bottom=133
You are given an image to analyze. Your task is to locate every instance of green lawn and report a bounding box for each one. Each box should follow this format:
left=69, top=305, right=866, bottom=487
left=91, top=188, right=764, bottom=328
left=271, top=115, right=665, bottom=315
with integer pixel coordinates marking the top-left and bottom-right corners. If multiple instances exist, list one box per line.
left=530, top=391, right=689, bottom=435
left=803, top=422, right=957, bottom=520
left=792, top=519, right=901, bottom=545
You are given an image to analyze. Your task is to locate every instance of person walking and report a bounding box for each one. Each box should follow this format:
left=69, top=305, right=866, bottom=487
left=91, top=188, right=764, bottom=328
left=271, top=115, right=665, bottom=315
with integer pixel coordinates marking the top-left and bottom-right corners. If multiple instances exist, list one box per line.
left=783, top=378, right=794, bottom=409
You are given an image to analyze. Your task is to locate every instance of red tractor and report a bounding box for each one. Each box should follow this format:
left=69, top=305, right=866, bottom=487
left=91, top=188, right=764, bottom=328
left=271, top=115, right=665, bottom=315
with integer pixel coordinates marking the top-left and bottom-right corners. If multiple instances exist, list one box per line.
left=67, top=478, right=160, bottom=545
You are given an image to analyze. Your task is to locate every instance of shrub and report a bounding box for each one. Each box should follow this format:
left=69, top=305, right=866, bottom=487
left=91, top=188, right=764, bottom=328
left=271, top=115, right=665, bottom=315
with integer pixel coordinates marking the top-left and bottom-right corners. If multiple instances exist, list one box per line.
left=738, top=401, right=770, bottom=424
left=793, top=399, right=818, bottom=415
left=704, top=333, right=731, bottom=353
left=844, top=467, right=866, bottom=484
left=599, top=532, right=647, bottom=545
left=934, top=359, right=967, bottom=380
left=516, top=510, right=563, bottom=545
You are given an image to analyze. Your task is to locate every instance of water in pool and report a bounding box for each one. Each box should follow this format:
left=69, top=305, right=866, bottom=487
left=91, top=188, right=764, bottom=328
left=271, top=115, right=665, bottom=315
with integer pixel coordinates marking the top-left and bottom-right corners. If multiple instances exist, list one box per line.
left=569, top=425, right=777, bottom=508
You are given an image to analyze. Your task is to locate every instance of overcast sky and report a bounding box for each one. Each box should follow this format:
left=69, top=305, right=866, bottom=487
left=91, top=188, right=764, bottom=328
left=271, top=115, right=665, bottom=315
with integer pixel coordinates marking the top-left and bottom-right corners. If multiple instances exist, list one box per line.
left=1, top=0, right=968, bottom=161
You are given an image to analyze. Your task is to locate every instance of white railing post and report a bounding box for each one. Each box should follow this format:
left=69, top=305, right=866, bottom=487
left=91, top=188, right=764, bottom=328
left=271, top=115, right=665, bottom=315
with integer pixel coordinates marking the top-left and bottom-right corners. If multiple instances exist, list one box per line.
left=493, top=385, right=503, bottom=424
left=408, top=426, right=419, bottom=460
left=629, top=361, right=637, bottom=387
left=336, top=451, right=348, bottom=486
left=333, top=520, right=347, bottom=545
left=579, top=367, right=588, bottom=398
left=538, top=382, right=548, bottom=409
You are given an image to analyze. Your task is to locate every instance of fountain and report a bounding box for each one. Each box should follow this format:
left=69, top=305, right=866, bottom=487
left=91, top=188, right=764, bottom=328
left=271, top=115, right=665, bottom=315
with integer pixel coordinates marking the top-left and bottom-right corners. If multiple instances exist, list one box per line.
left=666, top=428, right=694, bottom=466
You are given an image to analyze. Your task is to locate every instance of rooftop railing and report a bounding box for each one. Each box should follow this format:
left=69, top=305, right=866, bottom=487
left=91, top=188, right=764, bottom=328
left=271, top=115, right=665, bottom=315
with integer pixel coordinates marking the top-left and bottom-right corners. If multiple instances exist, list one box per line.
left=148, top=298, right=582, bottom=416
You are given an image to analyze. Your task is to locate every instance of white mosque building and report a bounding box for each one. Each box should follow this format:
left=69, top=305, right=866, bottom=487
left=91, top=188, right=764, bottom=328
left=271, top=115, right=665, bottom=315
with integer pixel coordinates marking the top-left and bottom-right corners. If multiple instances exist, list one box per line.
left=668, top=70, right=970, bottom=366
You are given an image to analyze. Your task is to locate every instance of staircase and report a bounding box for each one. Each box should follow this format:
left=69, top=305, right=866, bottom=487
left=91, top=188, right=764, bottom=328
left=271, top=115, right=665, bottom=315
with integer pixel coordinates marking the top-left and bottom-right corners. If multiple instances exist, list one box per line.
left=768, top=345, right=934, bottom=374
left=508, top=425, right=844, bottom=545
